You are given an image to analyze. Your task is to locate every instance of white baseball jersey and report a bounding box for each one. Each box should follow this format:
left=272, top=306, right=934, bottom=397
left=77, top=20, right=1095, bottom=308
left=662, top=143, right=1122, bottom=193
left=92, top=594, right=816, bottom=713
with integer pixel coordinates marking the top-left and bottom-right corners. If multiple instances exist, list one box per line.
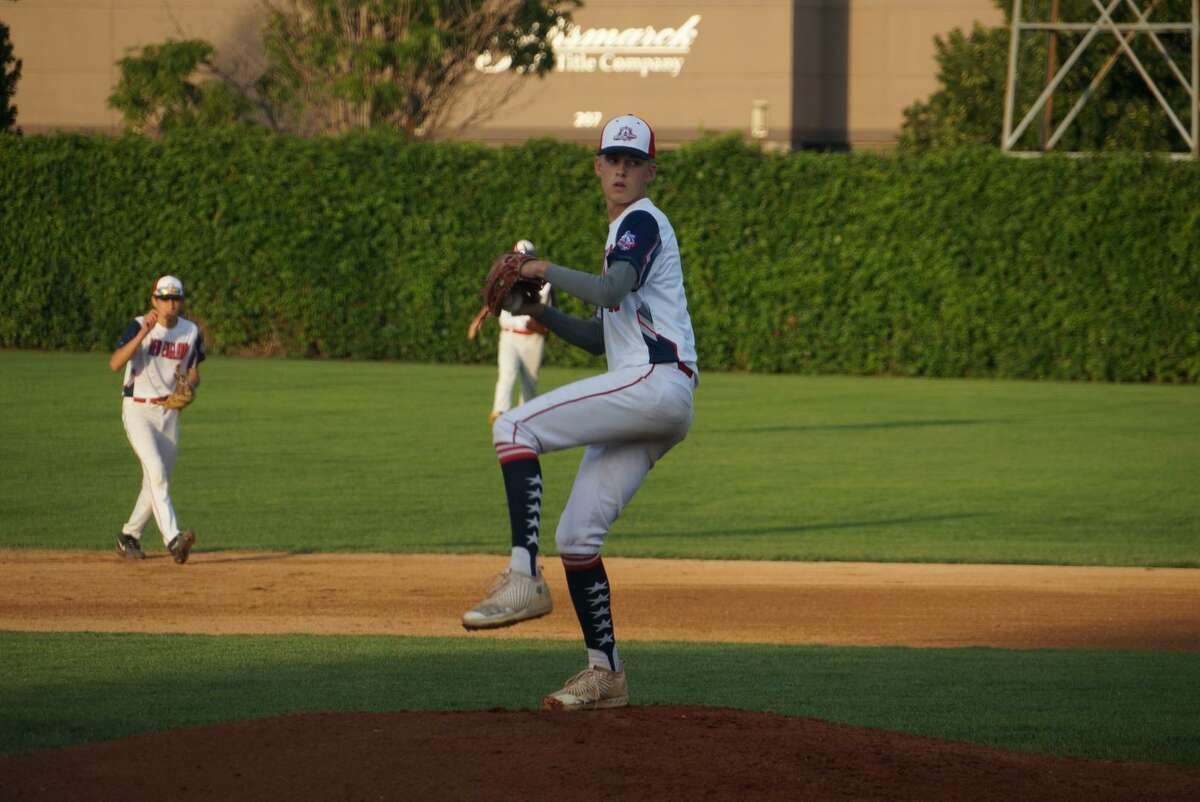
left=600, top=197, right=697, bottom=374
left=117, top=316, right=205, bottom=399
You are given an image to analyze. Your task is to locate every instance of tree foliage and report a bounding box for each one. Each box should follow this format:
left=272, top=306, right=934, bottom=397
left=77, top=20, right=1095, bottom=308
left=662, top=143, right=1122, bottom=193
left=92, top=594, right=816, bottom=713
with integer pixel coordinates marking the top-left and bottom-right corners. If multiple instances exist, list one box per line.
left=107, top=39, right=255, bottom=135
left=258, top=0, right=577, bottom=136
left=0, top=21, right=21, bottom=134
left=900, top=0, right=1196, bottom=153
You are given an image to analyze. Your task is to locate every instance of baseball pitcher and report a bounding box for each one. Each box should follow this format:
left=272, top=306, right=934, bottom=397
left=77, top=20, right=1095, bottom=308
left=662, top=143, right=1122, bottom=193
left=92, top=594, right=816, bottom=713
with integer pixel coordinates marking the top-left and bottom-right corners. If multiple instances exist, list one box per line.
left=467, top=114, right=698, bottom=711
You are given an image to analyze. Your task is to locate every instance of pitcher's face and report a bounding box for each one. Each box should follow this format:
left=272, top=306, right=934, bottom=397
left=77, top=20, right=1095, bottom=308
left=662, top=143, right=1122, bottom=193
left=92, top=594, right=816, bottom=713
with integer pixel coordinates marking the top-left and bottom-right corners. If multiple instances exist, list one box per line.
left=151, top=296, right=182, bottom=326
left=595, top=153, right=656, bottom=218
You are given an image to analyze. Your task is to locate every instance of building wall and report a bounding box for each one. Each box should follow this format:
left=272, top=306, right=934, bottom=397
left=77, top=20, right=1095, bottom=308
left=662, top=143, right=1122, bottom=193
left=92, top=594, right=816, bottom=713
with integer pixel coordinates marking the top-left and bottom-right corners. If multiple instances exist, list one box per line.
left=3, top=0, right=1002, bottom=148
left=4, top=0, right=266, bottom=132
left=844, top=0, right=1003, bottom=147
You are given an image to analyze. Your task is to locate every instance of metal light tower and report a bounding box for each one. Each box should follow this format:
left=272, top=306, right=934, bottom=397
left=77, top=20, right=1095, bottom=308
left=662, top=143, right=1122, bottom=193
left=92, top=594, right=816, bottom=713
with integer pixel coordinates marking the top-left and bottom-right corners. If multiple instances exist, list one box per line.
left=1002, top=0, right=1200, bottom=158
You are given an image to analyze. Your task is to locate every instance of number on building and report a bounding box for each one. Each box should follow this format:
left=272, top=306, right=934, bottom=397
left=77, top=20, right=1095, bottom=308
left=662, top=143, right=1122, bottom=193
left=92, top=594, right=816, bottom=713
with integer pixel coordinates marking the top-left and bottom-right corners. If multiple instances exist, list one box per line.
left=573, top=111, right=603, bottom=128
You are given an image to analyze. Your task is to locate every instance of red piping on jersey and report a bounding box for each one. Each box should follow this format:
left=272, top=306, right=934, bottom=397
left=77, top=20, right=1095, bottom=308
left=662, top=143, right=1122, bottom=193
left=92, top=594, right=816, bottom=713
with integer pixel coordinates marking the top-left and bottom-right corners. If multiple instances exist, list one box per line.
left=635, top=310, right=693, bottom=378
left=634, top=234, right=662, bottom=288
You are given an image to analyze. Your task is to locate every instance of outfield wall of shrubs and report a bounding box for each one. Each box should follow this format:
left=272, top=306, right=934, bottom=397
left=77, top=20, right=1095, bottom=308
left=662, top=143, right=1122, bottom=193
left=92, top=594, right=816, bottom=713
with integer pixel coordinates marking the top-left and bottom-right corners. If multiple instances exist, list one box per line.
left=2, top=129, right=1196, bottom=381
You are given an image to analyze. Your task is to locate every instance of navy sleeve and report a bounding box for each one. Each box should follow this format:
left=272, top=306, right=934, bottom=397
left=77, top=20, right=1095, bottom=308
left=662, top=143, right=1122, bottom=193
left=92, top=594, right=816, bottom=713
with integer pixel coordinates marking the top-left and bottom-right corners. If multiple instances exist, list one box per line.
left=116, top=320, right=141, bottom=348
left=605, top=210, right=662, bottom=290
left=191, top=331, right=206, bottom=367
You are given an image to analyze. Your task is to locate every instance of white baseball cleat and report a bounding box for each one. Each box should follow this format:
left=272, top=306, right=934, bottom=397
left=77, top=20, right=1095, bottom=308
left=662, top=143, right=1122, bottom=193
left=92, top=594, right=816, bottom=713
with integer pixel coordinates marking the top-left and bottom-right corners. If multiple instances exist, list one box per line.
left=462, top=568, right=553, bottom=630
left=542, top=666, right=628, bottom=711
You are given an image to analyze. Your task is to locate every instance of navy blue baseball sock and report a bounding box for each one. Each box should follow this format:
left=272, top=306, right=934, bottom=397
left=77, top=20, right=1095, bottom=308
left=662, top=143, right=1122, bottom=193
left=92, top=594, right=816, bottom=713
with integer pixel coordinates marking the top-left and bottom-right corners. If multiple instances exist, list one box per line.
left=499, top=456, right=542, bottom=576
left=561, top=553, right=621, bottom=671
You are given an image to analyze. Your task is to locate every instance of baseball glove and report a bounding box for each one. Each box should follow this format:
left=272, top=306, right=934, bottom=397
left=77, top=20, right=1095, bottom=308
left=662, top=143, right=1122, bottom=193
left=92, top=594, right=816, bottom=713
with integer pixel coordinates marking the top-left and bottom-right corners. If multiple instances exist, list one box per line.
left=158, top=368, right=195, bottom=410
left=482, top=251, right=544, bottom=318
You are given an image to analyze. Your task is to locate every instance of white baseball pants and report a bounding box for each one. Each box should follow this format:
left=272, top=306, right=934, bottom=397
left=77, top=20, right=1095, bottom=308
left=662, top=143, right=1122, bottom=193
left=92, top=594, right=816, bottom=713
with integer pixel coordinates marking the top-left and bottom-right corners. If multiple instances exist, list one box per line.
left=493, top=330, right=545, bottom=413
left=493, top=362, right=695, bottom=555
left=120, top=399, right=181, bottom=545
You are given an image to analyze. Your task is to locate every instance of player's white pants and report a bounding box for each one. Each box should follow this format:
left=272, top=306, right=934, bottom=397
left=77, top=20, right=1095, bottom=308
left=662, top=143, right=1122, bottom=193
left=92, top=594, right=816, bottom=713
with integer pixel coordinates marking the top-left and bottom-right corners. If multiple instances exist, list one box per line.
left=493, top=363, right=695, bottom=555
left=120, top=399, right=181, bottom=545
left=493, top=330, right=545, bottom=413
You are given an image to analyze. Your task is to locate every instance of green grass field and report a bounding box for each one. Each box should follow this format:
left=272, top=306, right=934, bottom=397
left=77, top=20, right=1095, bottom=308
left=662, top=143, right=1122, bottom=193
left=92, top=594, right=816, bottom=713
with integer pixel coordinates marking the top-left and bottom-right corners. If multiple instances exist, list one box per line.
left=1, top=351, right=1197, bottom=765
left=1, top=351, right=1197, bottom=564
left=4, top=632, right=1199, bottom=765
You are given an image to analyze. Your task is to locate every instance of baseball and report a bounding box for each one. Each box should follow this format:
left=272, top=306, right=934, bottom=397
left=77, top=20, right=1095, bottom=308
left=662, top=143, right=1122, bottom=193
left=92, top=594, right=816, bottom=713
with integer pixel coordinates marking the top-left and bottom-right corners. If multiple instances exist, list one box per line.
left=515, top=239, right=536, bottom=255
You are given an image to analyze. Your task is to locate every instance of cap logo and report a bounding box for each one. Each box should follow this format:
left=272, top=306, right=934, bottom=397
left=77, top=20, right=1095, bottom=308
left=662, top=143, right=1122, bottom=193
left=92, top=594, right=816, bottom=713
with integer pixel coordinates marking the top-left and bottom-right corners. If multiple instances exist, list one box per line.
left=613, top=126, right=638, bottom=142
left=616, top=231, right=637, bottom=251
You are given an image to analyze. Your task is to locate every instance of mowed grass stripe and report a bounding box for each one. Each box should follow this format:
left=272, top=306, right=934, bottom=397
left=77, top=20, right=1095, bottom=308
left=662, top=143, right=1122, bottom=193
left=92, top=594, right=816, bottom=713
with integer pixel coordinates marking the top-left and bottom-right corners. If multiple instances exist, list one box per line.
left=1, top=351, right=1197, bottom=565
left=1, top=631, right=1198, bottom=765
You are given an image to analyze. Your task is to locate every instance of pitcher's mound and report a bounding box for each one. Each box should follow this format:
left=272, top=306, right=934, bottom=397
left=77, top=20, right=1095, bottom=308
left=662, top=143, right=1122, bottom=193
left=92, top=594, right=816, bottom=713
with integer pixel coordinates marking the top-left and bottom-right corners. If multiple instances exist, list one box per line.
left=3, top=706, right=1198, bottom=801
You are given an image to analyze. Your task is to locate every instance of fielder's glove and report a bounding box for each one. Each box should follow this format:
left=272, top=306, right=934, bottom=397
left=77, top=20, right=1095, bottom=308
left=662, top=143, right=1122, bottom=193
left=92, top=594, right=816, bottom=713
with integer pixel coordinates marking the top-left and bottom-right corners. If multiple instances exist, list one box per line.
left=482, top=251, right=545, bottom=318
left=158, top=368, right=195, bottom=410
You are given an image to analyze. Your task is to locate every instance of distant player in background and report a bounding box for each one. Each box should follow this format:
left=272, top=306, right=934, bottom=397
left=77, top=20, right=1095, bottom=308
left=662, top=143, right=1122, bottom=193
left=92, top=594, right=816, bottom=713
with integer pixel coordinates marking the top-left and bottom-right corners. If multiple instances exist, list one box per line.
left=108, top=275, right=203, bottom=564
left=463, top=114, right=698, bottom=711
left=468, top=240, right=554, bottom=426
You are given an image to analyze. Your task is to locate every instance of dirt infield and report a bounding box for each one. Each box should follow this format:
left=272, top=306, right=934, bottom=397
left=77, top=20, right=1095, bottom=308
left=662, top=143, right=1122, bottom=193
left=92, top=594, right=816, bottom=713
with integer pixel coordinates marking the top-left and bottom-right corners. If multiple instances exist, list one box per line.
left=2, top=549, right=1199, bottom=800
left=3, top=550, right=1198, bottom=649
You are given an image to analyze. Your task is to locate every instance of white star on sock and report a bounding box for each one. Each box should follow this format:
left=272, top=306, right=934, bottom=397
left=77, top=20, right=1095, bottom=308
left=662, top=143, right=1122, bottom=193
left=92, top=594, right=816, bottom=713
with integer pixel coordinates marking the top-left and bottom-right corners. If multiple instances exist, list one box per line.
left=597, top=634, right=614, bottom=646
left=586, top=580, right=608, bottom=594
left=588, top=593, right=610, bottom=605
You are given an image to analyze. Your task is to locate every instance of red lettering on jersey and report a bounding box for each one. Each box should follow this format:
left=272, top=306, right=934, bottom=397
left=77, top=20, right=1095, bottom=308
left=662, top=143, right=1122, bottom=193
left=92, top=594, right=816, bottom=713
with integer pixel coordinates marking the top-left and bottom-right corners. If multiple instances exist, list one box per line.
left=148, top=340, right=162, bottom=356
left=162, top=342, right=189, bottom=360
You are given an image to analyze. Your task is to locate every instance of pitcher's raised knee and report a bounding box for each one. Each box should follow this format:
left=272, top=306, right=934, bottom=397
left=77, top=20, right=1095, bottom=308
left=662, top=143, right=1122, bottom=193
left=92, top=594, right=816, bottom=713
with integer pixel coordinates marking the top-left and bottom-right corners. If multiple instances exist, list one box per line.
left=493, top=418, right=540, bottom=463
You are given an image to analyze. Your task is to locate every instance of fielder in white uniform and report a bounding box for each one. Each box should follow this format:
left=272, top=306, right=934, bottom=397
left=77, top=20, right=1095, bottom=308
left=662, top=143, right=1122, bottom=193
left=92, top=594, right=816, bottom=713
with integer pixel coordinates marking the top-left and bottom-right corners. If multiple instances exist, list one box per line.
left=468, top=240, right=554, bottom=426
left=462, top=114, right=698, bottom=712
left=108, top=275, right=203, bottom=564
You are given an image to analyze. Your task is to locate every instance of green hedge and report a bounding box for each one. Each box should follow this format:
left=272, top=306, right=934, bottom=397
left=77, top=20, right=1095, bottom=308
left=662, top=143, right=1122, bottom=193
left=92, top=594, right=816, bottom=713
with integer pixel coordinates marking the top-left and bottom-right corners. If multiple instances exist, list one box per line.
left=2, top=129, right=1196, bottom=381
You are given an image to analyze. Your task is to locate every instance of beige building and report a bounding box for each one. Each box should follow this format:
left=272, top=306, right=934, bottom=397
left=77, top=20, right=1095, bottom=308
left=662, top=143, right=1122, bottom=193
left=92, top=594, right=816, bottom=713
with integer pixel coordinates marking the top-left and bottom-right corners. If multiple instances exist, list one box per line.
left=3, top=0, right=1002, bottom=149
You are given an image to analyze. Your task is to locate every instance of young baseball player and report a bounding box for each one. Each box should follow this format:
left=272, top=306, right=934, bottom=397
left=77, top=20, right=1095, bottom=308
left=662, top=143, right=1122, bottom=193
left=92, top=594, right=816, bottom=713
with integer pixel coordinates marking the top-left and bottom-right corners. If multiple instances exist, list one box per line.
left=467, top=240, right=554, bottom=426
left=463, top=114, right=698, bottom=711
left=108, top=275, right=204, bottom=564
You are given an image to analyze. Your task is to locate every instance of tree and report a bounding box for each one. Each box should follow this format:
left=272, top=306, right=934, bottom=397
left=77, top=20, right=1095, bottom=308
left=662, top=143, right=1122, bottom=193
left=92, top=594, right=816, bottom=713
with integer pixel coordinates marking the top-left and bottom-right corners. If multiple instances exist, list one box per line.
left=258, top=0, right=578, bottom=136
left=0, top=20, right=21, bottom=134
left=899, top=0, right=1195, bottom=153
left=107, top=39, right=255, bottom=135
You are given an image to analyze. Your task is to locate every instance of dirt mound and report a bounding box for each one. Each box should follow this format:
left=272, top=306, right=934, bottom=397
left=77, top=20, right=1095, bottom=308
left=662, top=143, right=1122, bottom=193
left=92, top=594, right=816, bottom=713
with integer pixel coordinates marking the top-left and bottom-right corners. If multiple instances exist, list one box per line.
left=3, top=707, right=1198, bottom=802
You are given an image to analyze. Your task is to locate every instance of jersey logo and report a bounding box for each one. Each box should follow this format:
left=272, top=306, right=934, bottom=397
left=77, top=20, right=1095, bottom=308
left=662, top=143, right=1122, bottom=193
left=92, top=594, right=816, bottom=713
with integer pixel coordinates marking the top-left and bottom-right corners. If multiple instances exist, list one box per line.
left=613, top=126, right=638, bottom=142
left=147, top=339, right=190, bottom=360
left=616, top=230, right=637, bottom=251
